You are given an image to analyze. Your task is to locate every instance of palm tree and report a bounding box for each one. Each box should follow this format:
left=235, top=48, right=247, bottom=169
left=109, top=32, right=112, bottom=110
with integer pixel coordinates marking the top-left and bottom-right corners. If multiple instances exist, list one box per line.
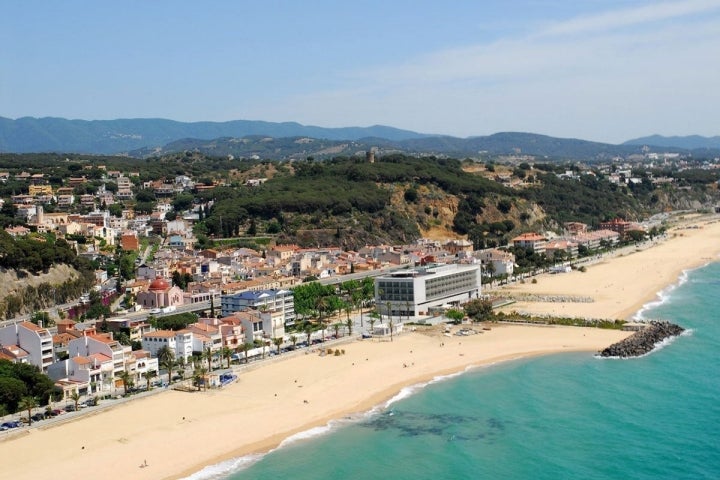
left=368, top=316, right=377, bottom=337
left=405, top=300, right=412, bottom=323
left=385, top=302, right=394, bottom=342
left=18, top=396, right=37, bottom=425
left=272, top=337, right=283, bottom=355
left=119, top=370, right=132, bottom=395
left=176, top=356, right=186, bottom=380
left=304, top=324, right=313, bottom=346
left=346, top=318, right=353, bottom=336
left=315, top=296, right=328, bottom=342
left=199, top=366, right=208, bottom=390
left=352, top=289, right=363, bottom=327
left=203, top=346, right=213, bottom=373
left=332, top=322, right=342, bottom=339
left=142, top=370, right=157, bottom=391
left=158, top=346, right=175, bottom=384
left=70, top=391, right=81, bottom=411
left=239, top=343, right=252, bottom=364
left=221, top=346, right=233, bottom=368
left=290, top=334, right=298, bottom=350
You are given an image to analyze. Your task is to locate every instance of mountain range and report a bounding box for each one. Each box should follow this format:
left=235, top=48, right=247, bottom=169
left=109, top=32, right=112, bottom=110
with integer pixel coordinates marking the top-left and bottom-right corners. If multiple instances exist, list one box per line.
left=0, top=116, right=717, bottom=160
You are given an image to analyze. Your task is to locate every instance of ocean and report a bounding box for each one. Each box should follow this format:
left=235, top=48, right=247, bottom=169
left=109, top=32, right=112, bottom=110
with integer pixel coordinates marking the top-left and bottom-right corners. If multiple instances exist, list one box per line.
left=186, top=262, right=720, bottom=480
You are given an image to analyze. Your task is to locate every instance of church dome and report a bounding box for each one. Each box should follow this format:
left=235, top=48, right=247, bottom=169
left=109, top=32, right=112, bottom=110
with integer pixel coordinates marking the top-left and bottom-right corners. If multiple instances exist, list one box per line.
left=149, top=277, right=170, bottom=291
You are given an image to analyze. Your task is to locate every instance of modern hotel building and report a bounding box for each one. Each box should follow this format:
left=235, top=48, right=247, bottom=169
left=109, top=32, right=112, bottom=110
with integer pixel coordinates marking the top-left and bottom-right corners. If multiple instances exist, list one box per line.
left=374, top=264, right=481, bottom=319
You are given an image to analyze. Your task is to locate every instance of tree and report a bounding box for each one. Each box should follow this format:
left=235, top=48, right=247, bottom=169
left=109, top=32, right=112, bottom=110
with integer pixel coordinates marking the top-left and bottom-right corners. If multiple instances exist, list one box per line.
left=272, top=337, right=283, bottom=355
left=142, top=370, right=157, bottom=391
left=18, top=396, right=38, bottom=425
left=387, top=304, right=394, bottom=342
left=464, top=298, right=494, bottom=323
left=193, top=366, right=208, bottom=391
left=290, top=335, right=298, bottom=350
left=119, top=370, right=132, bottom=395
left=0, top=376, right=27, bottom=413
left=238, top=343, right=252, bottom=364
left=345, top=318, right=353, bottom=336
left=304, top=324, right=313, bottom=346
left=175, top=356, right=186, bottom=380
left=368, top=313, right=378, bottom=337
left=70, top=391, right=81, bottom=411
left=157, top=346, right=175, bottom=384
left=332, top=322, right=342, bottom=339
left=221, top=346, right=233, bottom=368
left=203, top=347, right=213, bottom=372
left=445, top=308, right=465, bottom=324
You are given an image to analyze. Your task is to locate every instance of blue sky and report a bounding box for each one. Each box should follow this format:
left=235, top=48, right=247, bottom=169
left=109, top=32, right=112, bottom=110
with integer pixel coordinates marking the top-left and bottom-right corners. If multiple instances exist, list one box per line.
left=2, top=0, right=719, bottom=143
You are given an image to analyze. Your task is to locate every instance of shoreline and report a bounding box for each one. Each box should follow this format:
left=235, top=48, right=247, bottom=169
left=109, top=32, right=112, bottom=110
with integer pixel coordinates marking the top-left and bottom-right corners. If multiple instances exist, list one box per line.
left=2, top=214, right=719, bottom=480
left=1, top=326, right=629, bottom=480
left=496, top=215, right=720, bottom=321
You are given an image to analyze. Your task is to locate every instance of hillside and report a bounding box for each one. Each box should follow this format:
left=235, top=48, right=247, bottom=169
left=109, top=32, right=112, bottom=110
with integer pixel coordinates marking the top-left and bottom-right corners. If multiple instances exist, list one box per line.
left=623, top=134, right=720, bottom=150
left=134, top=132, right=668, bottom=162
left=0, top=117, right=429, bottom=154
left=193, top=156, right=653, bottom=250
left=4, top=116, right=719, bottom=161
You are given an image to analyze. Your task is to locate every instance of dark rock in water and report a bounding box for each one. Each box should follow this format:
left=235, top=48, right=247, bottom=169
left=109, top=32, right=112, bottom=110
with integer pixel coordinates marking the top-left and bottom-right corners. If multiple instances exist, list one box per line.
left=599, top=321, right=684, bottom=358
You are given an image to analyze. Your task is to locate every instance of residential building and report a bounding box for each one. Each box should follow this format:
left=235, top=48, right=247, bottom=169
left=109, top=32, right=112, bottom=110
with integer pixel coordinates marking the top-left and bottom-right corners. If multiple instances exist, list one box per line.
left=222, top=310, right=283, bottom=344
left=28, top=184, right=53, bottom=196
left=544, top=240, right=579, bottom=259
left=67, top=333, right=128, bottom=388
left=0, top=321, right=54, bottom=372
left=599, top=219, right=644, bottom=238
left=511, top=232, right=547, bottom=254
left=141, top=329, right=194, bottom=360
left=120, top=231, right=140, bottom=251
left=444, top=239, right=474, bottom=255
left=474, top=248, right=515, bottom=277
left=220, top=289, right=295, bottom=325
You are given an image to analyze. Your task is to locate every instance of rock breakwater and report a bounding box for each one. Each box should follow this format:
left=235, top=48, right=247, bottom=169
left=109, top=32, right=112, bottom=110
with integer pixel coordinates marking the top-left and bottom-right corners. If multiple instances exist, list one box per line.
left=508, top=294, right=594, bottom=303
left=599, top=321, right=685, bottom=358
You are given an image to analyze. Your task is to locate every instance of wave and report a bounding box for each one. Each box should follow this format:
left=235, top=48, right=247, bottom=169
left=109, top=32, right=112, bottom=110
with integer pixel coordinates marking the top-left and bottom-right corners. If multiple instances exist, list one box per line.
left=179, top=453, right=265, bottom=480
left=180, top=367, right=484, bottom=479
left=633, top=264, right=702, bottom=321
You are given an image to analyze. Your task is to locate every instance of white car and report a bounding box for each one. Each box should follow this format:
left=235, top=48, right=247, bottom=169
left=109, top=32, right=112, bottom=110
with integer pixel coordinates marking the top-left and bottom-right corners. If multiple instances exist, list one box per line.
left=149, top=308, right=161, bottom=314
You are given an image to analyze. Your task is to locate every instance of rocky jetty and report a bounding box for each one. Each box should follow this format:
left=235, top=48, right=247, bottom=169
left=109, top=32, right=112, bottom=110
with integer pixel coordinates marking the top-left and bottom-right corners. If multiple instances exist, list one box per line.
left=599, top=321, right=685, bottom=358
left=508, top=294, right=594, bottom=303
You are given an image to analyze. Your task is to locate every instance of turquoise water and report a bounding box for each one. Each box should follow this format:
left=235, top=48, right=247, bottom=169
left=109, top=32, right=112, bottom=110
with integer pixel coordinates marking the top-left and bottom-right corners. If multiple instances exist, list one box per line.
left=187, top=262, right=720, bottom=480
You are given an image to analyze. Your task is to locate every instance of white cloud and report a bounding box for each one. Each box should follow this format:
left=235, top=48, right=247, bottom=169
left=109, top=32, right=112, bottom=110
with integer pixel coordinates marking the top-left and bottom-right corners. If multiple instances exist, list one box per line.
left=539, top=0, right=720, bottom=37
left=269, top=2, right=720, bottom=143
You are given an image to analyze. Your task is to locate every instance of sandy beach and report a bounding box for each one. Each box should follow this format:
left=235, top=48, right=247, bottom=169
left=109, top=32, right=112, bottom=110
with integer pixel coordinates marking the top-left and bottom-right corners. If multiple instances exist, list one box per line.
left=0, top=325, right=628, bottom=480
left=2, top=214, right=718, bottom=480
left=496, top=215, right=720, bottom=320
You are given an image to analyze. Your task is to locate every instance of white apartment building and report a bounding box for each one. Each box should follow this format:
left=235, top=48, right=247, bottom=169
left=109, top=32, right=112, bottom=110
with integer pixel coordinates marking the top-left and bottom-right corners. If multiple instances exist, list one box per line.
left=221, top=289, right=295, bottom=325
left=67, top=333, right=129, bottom=386
left=0, top=321, right=54, bottom=372
left=141, top=329, right=194, bottom=361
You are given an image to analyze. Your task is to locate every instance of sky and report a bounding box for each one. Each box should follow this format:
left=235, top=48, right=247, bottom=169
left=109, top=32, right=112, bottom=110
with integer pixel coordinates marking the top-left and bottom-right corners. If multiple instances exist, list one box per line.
left=1, top=0, right=719, bottom=144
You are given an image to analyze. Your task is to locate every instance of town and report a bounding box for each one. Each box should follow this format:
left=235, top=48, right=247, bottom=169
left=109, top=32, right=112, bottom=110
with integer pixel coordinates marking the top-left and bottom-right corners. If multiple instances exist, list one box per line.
left=1, top=150, right=718, bottom=430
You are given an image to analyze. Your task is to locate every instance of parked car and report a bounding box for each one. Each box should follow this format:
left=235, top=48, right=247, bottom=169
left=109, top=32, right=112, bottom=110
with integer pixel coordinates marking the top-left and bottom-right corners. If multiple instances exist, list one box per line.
left=31, top=413, right=45, bottom=422
left=64, top=404, right=76, bottom=412
left=51, top=409, right=65, bottom=416
left=1, top=421, right=22, bottom=430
